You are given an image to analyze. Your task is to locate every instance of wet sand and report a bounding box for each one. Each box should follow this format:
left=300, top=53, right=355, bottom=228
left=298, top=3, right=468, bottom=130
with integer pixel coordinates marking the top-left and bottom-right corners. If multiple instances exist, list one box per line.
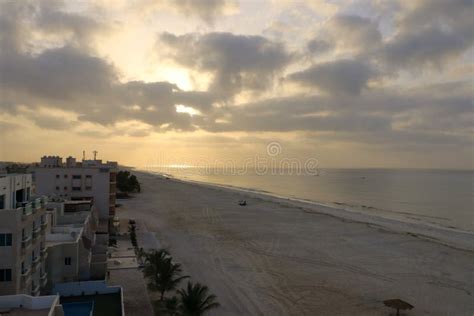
left=117, top=171, right=474, bottom=315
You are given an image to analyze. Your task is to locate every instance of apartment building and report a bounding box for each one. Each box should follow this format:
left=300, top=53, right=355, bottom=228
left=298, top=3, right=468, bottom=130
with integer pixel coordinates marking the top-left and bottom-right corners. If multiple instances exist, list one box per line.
left=0, top=174, right=48, bottom=296
left=45, top=200, right=107, bottom=293
left=34, top=156, right=118, bottom=225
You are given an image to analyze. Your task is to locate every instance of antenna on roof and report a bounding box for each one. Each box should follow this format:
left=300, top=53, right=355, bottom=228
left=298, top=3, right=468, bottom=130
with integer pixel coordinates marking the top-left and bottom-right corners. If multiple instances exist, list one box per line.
left=93, top=150, right=98, bottom=160
left=82, top=150, right=85, bottom=161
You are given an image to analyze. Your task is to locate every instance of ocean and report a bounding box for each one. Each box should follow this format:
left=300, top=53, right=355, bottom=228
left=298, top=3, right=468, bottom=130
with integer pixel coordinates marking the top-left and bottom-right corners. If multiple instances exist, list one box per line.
left=143, top=167, right=474, bottom=232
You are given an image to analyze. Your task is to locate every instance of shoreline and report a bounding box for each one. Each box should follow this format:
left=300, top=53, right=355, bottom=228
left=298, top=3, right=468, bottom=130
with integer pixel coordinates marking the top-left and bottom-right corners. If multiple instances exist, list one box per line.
left=117, top=170, right=474, bottom=315
left=138, top=170, right=474, bottom=252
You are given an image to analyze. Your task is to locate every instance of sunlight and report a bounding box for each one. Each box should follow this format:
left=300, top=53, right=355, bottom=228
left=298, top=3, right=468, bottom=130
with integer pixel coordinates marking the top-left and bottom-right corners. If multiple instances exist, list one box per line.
left=175, top=104, right=202, bottom=116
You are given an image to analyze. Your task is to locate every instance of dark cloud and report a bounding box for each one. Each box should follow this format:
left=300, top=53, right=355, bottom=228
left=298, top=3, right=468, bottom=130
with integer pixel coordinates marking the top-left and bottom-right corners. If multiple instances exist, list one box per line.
left=382, top=0, right=473, bottom=69
left=327, top=15, right=382, bottom=53
left=382, top=26, right=472, bottom=69
left=195, top=81, right=473, bottom=151
left=23, top=112, right=78, bottom=130
left=287, top=59, right=376, bottom=95
left=159, top=32, right=292, bottom=99
left=306, top=39, right=333, bottom=55
left=36, top=1, right=107, bottom=49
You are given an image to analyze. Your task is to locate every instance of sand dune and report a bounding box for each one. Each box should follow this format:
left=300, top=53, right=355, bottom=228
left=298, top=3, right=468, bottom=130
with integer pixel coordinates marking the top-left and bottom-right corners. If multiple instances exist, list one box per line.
left=117, top=171, right=474, bottom=315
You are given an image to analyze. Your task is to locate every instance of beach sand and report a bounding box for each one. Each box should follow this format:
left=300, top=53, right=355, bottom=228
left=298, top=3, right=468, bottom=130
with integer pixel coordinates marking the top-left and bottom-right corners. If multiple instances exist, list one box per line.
left=117, top=171, right=474, bottom=315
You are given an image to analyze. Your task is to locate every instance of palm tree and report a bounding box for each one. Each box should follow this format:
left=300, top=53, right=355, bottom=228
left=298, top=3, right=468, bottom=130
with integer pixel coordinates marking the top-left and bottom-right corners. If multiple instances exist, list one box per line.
left=177, top=282, right=220, bottom=316
left=148, top=258, right=189, bottom=301
left=154, top=296, right=179, bottom=316
left=143, top=249, right=170, bottom=277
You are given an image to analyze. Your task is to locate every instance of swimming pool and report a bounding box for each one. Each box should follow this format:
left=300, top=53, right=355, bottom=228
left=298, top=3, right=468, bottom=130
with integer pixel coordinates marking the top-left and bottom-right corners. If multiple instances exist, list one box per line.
left=62, top=301, right=94, bottom=316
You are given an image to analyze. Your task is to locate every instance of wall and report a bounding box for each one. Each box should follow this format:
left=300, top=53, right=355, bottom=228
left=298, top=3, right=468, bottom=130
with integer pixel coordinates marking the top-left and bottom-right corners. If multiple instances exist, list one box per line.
left=0, top=293, right=60, bottom=310
left=53, top=280, right=121, bottom=296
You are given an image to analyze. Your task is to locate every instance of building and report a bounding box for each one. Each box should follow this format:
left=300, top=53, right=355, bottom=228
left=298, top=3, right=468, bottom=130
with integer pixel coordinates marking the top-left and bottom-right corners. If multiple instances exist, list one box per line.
left=44, top=200, right=108, bottom=293
left=0, top=174, right=48, bottom=296
left=34, top=156, right=117, bottom=225
left=0, top=294, right=64, bottom=315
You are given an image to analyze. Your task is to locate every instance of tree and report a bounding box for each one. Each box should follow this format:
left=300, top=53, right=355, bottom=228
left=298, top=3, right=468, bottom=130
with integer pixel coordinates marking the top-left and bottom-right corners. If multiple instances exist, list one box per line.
left=117, top=170, right=141, bottom=193
left=147, top=258, right=189, bottom=301
left=177, top=282, right=220, bottom=316
left=154, top=296, right=179, bottom=316
left=128, top=223, right=137, bottom=248
left=143, top=249, right=171, bottom=277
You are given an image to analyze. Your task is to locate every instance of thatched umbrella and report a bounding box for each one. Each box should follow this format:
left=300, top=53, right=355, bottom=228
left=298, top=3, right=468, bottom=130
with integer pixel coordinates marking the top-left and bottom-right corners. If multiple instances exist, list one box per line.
left=383, top=299, right=414, bottom=316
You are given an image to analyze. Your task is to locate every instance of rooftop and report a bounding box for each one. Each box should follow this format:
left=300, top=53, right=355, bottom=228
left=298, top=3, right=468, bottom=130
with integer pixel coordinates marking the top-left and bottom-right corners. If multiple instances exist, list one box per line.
left=0, top=295, right=61, bottom=316
left=46, top=226, right=83, bottom=246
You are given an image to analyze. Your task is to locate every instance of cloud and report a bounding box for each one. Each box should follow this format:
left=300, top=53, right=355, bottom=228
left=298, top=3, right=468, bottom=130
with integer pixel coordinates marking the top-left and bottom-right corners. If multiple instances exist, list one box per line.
left=0, top=0, right=472, bottom=167
left=326, top=14, right=382, bottom=54
left=192, top=80, right=474, bottom=154
left=382, top=0, right=474, bottom=69
left=22, top=111, right=79, bottom=130
left=131, top=0, right=238, bottom=24
left=382, top=26, right=473, bottom=70
left=159, top=32, right=292, bottom=99
left=306, top=39, right=333, bottom=55
left=287, top=59, right=376, bottom=95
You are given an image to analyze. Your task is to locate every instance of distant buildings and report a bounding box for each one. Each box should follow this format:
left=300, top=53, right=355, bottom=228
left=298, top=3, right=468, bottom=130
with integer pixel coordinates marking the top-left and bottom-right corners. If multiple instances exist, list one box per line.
left=0, top=174, right=48, bottom=296
left=35, top=156, right=118, bottom=223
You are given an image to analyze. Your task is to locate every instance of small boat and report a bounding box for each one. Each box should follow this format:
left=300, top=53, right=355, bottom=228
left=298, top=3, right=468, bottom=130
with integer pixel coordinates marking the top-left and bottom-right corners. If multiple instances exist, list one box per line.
left=238, top=200, right=247, bottom=206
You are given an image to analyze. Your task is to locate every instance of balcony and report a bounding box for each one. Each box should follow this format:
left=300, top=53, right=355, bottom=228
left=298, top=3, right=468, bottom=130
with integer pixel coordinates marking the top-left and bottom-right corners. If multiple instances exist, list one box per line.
left=20, top=203, right=33, bottom=220
left=21, top=268, right=31, bottom=286
left=21, top=235, right=32, bottom=249
left=32, top=198, right=42, bottom=213
left=40, top=272, right=48, bottom=287
left=32, top=227, right=41, bottom=240
left=40, top=248, right=48, bottom=260
left=32, top=257, right=40, bottom=271
left=32, top=284, right=41, bottom=296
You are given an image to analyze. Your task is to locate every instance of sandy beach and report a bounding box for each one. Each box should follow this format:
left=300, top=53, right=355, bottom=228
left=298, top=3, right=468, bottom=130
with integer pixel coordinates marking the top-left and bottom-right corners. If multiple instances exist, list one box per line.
left=117, top=171, right=474, bottom=315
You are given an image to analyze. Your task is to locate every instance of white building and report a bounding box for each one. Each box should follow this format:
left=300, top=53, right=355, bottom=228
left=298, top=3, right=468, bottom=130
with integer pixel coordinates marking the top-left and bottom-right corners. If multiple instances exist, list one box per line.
left=0, top=174, right=48, bottom=296
left=34, top=156, right=117, bottom=225
left=45, top=200, right=107, bottom=293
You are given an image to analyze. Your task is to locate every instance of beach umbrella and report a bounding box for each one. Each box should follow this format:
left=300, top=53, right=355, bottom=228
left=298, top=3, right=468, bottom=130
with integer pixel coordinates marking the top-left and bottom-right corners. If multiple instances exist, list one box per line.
left=383, top=299, right=414, bottom=316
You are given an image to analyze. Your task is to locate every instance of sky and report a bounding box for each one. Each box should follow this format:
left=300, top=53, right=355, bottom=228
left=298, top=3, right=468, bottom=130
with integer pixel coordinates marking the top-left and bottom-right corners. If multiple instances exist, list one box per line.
left=0, top=0, right=473, bottom=169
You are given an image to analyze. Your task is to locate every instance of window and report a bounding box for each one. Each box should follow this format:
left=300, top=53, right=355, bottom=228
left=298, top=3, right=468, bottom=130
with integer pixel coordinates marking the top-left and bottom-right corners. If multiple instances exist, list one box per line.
left=0, top=195, right=4, bottom=209
left=85, top=175, right=92, bottom=190
left=0, top=233, right=12, bottom=246
left=64, top=174, right=68, bottom=178
left=65, top=257, right=72, bottom=265
left=72, top=175, right=82, bottom=191
left=56, top=174, right=60, bottom=179
left=0, top=269, right=12, bottom=282
left=64, top=186, right=68, bottom=190
left=56, top=186, right=60, bottom=191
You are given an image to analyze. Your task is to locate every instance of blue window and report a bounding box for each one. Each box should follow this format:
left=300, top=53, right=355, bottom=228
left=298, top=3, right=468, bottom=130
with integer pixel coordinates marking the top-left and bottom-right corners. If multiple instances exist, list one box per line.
left=0, top=234, right=12, bottom=246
